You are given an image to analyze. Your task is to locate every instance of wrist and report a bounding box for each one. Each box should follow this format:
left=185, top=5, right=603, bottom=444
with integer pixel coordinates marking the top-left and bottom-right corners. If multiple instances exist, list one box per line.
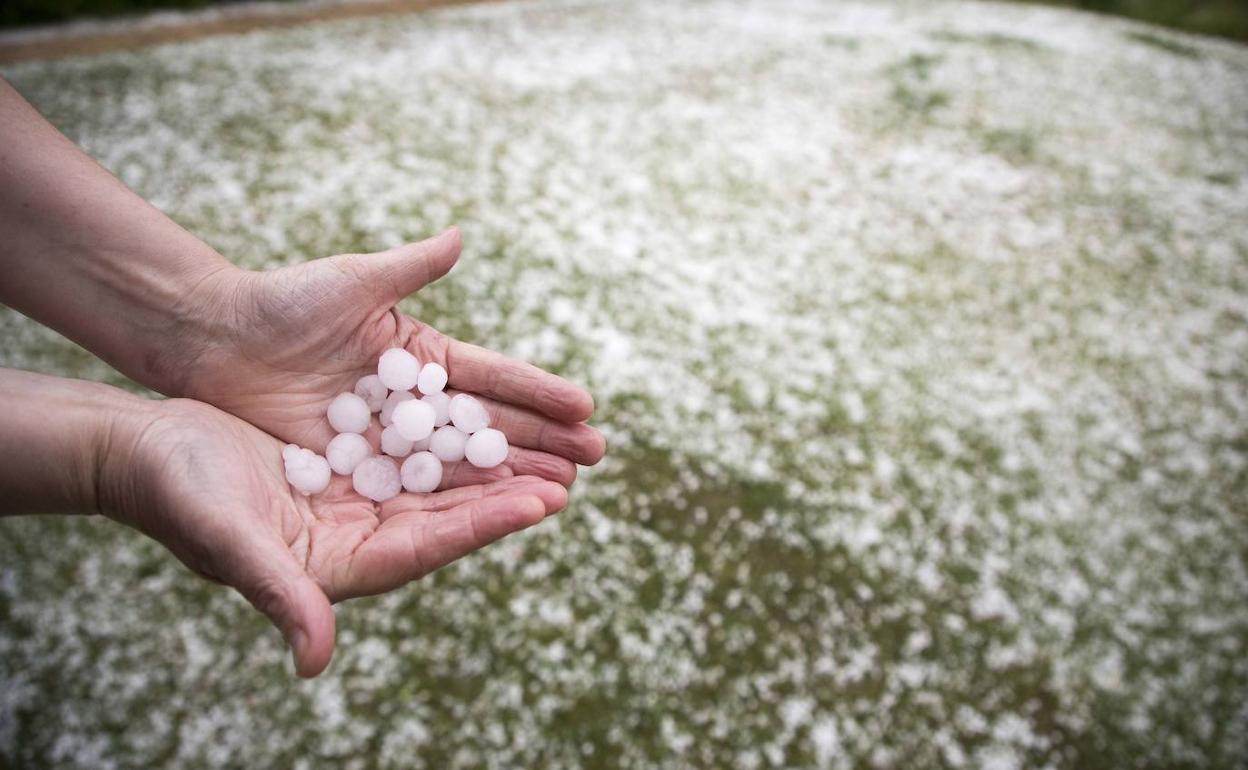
left=138, top=260, right=250, bottom=398
left=0, top=369, right=154, bottom=518
left=89, top=394, right=165, bottom=527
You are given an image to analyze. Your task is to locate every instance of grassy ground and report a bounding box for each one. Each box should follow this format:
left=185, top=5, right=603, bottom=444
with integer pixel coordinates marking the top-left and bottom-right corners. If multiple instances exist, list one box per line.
left=2, top=1, right=1248, bottom=767
left=4, top=0, right=1248, bottom=42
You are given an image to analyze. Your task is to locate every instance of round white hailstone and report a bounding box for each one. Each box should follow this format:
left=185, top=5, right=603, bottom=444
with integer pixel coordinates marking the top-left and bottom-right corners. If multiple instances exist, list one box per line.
left=327, top=392, right=370, bottom=434
left=429, top=425, right=469, bottom=462
left=400, top=451, right=443, bottom=493
left=417, top=362, right=448, bottom=395
left=379, top=390, right=415, bottom=427
left=464, top=428, right=509, bottom=469
left=380, top=424, right=414, bottom=458
left=422, top=391, right=452, bottom=427
left=377, top=347, right=420, bottom=391
left=392, top=398, right=437, bottom=442
left=449, top=393, right=490, bottom=434
left=283, top=444, right=331, bottom=495
left=325, top=432, right=372, bottom=475
left=353, top=374, right=388, bottom=412
left=352, top=456, right=401, bottom=502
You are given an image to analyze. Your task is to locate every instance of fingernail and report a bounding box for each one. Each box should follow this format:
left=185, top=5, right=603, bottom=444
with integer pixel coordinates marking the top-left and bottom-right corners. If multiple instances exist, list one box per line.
left=287, top=628, right=307, bottom=670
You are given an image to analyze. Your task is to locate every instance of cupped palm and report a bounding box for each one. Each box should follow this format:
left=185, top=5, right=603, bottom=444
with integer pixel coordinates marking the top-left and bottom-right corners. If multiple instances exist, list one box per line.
left=116, top=397, right=567, bottom=677
left=185, top=229, right=604, bottom=489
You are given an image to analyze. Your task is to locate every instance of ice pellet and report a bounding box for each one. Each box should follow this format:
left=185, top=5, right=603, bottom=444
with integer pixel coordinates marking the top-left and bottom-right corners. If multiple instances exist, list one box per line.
left=449, top=393, right=490, bottom=434
left=400, top=451, right=443, bottom=493
left=325, top=432, right=372, bottom=475
left=327, top=392, right=371, bottom=434
left=379, top=390, right=415, bottom=427
left=353, top=374, right=388, bottom=412
left=464, top=428, right=509, bottom=469
left=377, top=347, right=420, bottom=391
left=352, top=456, right=401, bottom=502
left=417, top=362, right=448, bottom=395
left=429, top=425, right=469, bottom=462
left=422, top=391, right=451, bottom=427
left=283, top=444, right=331, bottom=495
left=380, top=424, right=414, bottom=458
left=392, top=398, right=436, bottom=442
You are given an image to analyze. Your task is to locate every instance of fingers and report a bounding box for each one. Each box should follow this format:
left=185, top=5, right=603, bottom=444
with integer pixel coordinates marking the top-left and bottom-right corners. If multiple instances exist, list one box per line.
left=219, top=537, right=336, bottom=678
left=343, top=487, right=566, bottom=598
left=380, top=475, right=564, bottom=519
left=438, top=446, right=575, bottom=489
left=356, top=228, right=462, bottom=304
left=444, top=338, right=595, bottom=423
left=501, top=445, right=578, bottom=486
left=450, top=389, right=605, bottom=466
left=439, top=458, right=513, bottom=489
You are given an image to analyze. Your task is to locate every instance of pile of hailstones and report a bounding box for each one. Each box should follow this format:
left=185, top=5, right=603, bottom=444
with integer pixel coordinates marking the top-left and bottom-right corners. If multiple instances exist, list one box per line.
left=282, top=348, right=508, bottom=502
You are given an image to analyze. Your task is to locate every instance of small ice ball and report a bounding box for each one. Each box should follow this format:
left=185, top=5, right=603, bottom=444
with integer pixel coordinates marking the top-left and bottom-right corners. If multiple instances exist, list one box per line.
left=325, top=432, right=372, bottom=475
left=422, top=391, right=451, bottom=427
left=377, top=347, right=420, bottom=391
left=449, top=393, right=490, bottom=434
left=379, top=390, right=415, bottom=427
left=392, top=398, right=436, bottom=442
left=327, top=392, right=370, bottom=434
left=400, top=451, right=443, bottom=493
left=417, top=362, right=448, bottom=395
left=464, top=428, right=509, bottom=469
left=429, top=425, right=469, bottom=462
left=352, top=456, right=401, bottom=502
left=353, top=374, right=388, bottom=412
left=380, top=424, right=414, bottom=458
left=283, top=444, right=331, bottom=495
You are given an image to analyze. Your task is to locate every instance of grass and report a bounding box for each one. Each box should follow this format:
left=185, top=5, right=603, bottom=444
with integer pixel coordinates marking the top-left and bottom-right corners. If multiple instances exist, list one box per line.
left=1, top=0, right=1247, bottom=767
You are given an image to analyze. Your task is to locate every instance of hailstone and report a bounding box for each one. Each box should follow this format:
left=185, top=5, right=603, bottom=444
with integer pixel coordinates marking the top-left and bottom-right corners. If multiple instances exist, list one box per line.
left=325, top=432, right=372, bottom=475
left=379, top=390, right=415, bottom=427
left=377, top=347, right=420, bottom=391
left=429, top=425, right=469, bottom=462
left=380, top=424, right=414, bottom=458
left=464, top=428, right=509, bottom=469
left=392, top=398, right=436, bottom=442
left=352, top=456, right=401, bottom=502
left=283, top=444, right=331, bottom=494
left=327, top=392, right=370, bottom=434
left=417, top=362, right=448, bottom=395
left=449, top=393, right=490, bottom=434
left=353, top=374, right=388, bottom=412
left=422, top=391, right=451, bottom=427
left=400, top=451, right=443, bottom=493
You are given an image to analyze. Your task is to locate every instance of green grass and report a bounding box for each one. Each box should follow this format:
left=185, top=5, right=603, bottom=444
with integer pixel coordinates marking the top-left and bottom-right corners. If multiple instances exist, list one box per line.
left=1012, top=0, right=1248, bottom=41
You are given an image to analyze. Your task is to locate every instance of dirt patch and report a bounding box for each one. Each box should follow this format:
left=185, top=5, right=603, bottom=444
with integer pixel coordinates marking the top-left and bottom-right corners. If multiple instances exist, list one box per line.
left=0, top=0, right=496, bottom=64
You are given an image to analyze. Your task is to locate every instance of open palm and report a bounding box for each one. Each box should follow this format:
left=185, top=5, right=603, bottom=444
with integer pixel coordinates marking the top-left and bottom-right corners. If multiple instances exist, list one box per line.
left=118, top=397, right=567, bottom=677
left=184, top=229, right=604, bottom=488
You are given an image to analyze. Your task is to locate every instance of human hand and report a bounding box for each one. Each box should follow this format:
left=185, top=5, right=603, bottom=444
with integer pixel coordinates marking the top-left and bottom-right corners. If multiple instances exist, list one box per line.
left=98, top=395, right=568, bottom=677
left=180, top=229, right=604, bottom=489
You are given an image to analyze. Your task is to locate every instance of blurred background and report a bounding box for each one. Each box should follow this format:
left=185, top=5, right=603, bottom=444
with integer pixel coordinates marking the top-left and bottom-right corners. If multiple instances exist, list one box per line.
left=1, top=0, right=1246, bottom=768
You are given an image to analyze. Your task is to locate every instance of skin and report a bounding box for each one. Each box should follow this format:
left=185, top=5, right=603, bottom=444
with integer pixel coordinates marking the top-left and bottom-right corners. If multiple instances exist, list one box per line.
left=0, top=77, right=606, bottom=488
left=0, top=368, right=568, bottom=677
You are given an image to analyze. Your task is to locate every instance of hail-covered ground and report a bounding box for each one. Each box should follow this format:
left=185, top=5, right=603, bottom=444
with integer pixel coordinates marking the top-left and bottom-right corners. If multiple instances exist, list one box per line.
left=2, top=0, right=1247, bottom=767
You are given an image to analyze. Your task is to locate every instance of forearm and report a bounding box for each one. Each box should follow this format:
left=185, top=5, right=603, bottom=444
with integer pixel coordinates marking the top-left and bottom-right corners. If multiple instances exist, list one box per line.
left=0, top=367, right=151, bottom=517
left=0, top=78, right=240, bottom=394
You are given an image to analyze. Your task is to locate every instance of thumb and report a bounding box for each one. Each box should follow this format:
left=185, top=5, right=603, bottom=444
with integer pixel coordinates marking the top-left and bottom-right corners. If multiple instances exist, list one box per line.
left=229, top=544, right=337, bottom=678
left=355, top=227, right=462, bottom=303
